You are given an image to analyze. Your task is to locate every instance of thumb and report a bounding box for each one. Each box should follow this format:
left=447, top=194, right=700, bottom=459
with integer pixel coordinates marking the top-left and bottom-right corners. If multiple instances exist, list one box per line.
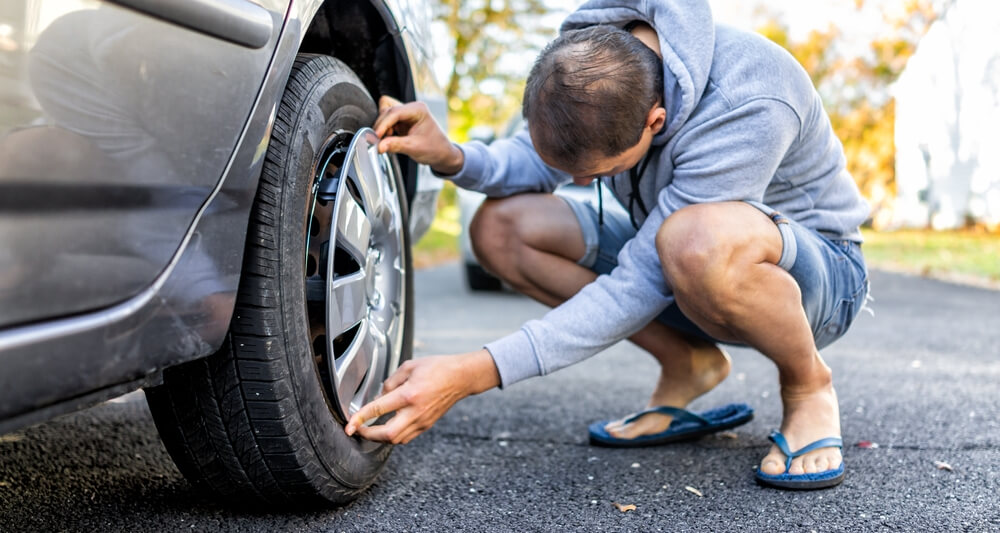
left=378, top=135, right=415, bottom=155
left=379, top=95, right=403, bottom=112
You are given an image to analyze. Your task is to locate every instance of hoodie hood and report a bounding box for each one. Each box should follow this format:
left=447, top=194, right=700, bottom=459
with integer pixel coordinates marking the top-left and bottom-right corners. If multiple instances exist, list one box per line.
left=561, top=0, right=715, bottom=143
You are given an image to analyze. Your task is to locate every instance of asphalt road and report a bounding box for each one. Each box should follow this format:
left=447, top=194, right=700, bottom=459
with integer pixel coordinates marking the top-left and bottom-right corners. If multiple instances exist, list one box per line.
left=1, top=263, right=998, bottom=532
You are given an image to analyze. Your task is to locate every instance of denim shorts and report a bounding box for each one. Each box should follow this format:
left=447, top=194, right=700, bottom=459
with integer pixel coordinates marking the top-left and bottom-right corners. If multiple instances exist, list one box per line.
left=558, top=190, right=870, bottom=349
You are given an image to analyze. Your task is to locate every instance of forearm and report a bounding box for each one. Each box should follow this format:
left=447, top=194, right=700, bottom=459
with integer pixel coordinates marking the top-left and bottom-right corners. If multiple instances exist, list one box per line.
left=441, top=130, right=569, bottom=196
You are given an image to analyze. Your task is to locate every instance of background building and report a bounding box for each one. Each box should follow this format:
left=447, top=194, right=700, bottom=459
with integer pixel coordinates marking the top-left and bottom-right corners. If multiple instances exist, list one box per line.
left=892, top=0, right=1000, bottom=229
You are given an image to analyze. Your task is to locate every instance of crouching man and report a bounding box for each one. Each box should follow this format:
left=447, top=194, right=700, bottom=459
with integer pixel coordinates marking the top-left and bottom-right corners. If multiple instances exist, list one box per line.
left=346, top=0, right=870, bottom=490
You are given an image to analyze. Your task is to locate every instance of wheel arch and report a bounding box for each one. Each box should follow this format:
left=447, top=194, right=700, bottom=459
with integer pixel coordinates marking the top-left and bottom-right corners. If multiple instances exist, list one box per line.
left=296, top=0, right=420, bottom=204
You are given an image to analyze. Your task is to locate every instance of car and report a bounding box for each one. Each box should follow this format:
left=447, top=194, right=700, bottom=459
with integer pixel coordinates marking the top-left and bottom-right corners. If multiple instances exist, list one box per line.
left=0, top=0, right=445, bottom=508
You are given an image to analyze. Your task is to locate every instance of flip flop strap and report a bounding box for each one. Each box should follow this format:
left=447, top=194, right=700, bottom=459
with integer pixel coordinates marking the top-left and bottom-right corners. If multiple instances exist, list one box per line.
left=623, top=406, right=710, bottom=426
left=768, top=430, right=844, bottom=471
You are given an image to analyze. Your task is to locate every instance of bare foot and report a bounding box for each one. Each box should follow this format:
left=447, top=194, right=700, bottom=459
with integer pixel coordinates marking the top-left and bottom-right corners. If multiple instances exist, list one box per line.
left=604, top=343, right=731, bottom=439
left=759, top=380, right=842, bottom=475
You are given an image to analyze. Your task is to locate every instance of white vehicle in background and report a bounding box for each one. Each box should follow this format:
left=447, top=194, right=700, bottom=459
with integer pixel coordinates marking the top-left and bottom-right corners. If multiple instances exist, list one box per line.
left=457, top=119, right=624, bottom=291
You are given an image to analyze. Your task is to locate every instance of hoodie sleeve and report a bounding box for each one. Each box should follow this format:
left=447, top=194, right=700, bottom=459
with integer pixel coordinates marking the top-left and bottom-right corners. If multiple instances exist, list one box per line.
left=439, top=128, right=569, bottom=197
left=484, top=98, right=801, bottom=387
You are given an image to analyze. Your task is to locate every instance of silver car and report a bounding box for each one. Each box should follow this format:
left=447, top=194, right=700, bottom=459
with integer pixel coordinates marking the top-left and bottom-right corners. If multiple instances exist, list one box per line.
left=0, top=0, right=444, bottom=507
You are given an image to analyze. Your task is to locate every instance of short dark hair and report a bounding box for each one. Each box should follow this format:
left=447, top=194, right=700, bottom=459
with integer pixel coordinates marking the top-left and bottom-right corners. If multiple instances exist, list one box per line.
left=522, top=24, right=663, bottom=171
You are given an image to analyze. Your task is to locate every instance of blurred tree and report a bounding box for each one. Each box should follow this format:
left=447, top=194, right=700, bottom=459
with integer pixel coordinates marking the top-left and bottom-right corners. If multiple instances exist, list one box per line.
left=757, top=0, right=946, bottom=227
left=434, top=0, right=555, bottom=141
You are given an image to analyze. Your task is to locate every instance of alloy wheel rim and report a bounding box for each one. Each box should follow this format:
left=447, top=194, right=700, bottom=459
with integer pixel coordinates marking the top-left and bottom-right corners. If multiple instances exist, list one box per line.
left=305, top=128, right=406, bottom=421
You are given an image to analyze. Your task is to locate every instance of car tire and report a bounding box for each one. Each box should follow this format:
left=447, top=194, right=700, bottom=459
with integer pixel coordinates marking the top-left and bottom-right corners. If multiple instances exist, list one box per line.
left=464, top=262, right=503, bottom=292
left=144, top=54, right=412, bottom=508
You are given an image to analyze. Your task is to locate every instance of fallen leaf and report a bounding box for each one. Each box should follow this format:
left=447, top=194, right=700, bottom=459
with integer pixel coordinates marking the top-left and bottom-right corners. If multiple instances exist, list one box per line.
left=613, top=502, right=637, bottom=512
left=934, top=460, right=954, bottom=472
left=717, top=431, right=739, bottom=440
left=856, top=440, right=879, bottom=449
left=684, top=486, right=704, bottom=497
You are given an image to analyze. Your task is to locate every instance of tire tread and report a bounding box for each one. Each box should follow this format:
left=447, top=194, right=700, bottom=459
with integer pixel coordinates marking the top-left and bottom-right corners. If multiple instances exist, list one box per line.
left=146, top=55, right=396, bottom=508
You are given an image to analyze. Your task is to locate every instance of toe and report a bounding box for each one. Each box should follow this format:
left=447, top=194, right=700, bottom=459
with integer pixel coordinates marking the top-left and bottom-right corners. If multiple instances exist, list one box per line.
left=609, top=413, right=674, bottom=440
left=605, top=422, right=627, bottom=438
left=827, top=450, right=843, bottom=470
left=802, top=455, right=818, bottom=474
left=814, top=455, right=830, bottom=473
left=788, top=457, right=805, bottom=475
left=759, top=445, right=787, bottom=475
left=604, top=420, right=623, bottom=434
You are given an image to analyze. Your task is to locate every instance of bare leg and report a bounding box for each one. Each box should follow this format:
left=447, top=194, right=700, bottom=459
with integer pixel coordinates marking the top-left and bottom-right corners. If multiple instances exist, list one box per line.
left=656, top=202, right=841, bottom=475
left=470, top=194, right=730, bottom=437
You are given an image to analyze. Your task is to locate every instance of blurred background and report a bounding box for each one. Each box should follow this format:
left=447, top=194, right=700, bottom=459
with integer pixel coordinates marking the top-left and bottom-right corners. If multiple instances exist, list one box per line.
left=414, top=0, right=999, bottom=287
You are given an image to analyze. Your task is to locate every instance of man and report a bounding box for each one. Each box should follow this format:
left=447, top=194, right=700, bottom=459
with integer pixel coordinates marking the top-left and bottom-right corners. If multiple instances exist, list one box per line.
left=345, top=0, right=870, bottom=490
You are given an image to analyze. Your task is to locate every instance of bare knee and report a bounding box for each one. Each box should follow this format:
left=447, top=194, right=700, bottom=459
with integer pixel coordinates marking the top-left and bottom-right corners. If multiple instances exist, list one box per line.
left=656, top=203, right=772, bottom=322
left=469, top=197, right=522, bottom=277
left=657, top=205, right=730, bottom=288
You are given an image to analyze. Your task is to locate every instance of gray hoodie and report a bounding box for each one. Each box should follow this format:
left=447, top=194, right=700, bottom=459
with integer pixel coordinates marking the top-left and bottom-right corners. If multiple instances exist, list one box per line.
left=444, top=0, right=870, bottom=387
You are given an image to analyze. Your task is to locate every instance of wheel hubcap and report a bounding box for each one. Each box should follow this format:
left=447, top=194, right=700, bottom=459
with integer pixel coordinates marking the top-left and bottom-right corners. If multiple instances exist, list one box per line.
left=305, top=128, right=405, bottom=421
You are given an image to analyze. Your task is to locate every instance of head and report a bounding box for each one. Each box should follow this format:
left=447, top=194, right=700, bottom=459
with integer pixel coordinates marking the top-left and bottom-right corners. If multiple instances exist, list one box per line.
left=523, top=24, right=666, bottom=182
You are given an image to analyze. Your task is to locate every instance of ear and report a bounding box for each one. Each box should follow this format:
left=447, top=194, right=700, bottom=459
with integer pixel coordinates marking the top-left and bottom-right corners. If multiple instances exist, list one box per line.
left=645, top=105, right=667, bottom=134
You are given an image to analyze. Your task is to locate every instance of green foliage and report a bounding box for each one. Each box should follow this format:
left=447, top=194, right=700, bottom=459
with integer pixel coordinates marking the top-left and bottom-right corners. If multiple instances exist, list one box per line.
left=434, top=0, right=555, bottom=141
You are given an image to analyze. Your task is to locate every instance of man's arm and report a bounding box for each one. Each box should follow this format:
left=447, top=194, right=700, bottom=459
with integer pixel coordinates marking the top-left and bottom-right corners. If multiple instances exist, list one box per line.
left=443, top=129, right=568, bottom=197
left=374, top=97, right=568, bottom=196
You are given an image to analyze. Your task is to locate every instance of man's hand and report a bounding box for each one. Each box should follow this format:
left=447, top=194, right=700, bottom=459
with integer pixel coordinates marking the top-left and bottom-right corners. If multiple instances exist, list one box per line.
left=374, top=96, right=464, bottom=175
left=344, top=349, right=501, bottom=444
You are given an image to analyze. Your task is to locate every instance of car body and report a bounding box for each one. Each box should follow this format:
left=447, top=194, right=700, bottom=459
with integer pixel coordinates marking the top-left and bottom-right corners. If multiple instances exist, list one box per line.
left=0, top=0, right=444, bottom=506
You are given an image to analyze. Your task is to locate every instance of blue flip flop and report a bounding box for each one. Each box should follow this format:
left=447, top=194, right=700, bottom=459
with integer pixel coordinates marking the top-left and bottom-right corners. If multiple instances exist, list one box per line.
left=754, top=430, right=845, bottom=490
left=588, top=403, right=754, bottom=448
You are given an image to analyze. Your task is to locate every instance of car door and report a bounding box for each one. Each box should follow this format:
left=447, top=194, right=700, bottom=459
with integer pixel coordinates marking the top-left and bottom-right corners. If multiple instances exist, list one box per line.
left=0, top=0, right=288, bottom=328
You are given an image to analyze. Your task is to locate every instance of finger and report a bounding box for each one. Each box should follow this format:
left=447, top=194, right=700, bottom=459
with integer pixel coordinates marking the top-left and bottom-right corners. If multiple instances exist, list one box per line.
left=373, top=104, right=425, bottom=138
left=378, top=95, right=402, bottom=111
left=381, top=362, right=414, bottom=394
left=377, top=135, right=421, bottom=155
left=356, top=411, right=411, bottom=443
left=344, top=388, right=408, bottom=436
left=373, top=109, right=401, bottom=139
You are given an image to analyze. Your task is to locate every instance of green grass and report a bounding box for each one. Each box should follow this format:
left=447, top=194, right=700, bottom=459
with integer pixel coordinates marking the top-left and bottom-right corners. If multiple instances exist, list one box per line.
left=861, top=228, right=1000, bottom=284
left=413, top=183, right=461, bottom=268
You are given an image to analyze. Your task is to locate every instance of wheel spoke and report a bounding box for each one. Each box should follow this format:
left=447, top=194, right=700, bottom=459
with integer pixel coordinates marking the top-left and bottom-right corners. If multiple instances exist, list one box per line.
left=335, top=320, right=386, bottom=412
left=334, top=320, right=370, bottom=411
left=327, top=271, right=366, bottom=336
left=362, top=320, right=390, bottom=406
left=334, top=189, right=371, bottom=260
left=349, top=147, right=385, bottom=225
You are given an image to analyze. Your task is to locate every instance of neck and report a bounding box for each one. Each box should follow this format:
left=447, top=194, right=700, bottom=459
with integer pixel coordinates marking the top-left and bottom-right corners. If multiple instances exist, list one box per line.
left=628, top=21, right=661, bottom=59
